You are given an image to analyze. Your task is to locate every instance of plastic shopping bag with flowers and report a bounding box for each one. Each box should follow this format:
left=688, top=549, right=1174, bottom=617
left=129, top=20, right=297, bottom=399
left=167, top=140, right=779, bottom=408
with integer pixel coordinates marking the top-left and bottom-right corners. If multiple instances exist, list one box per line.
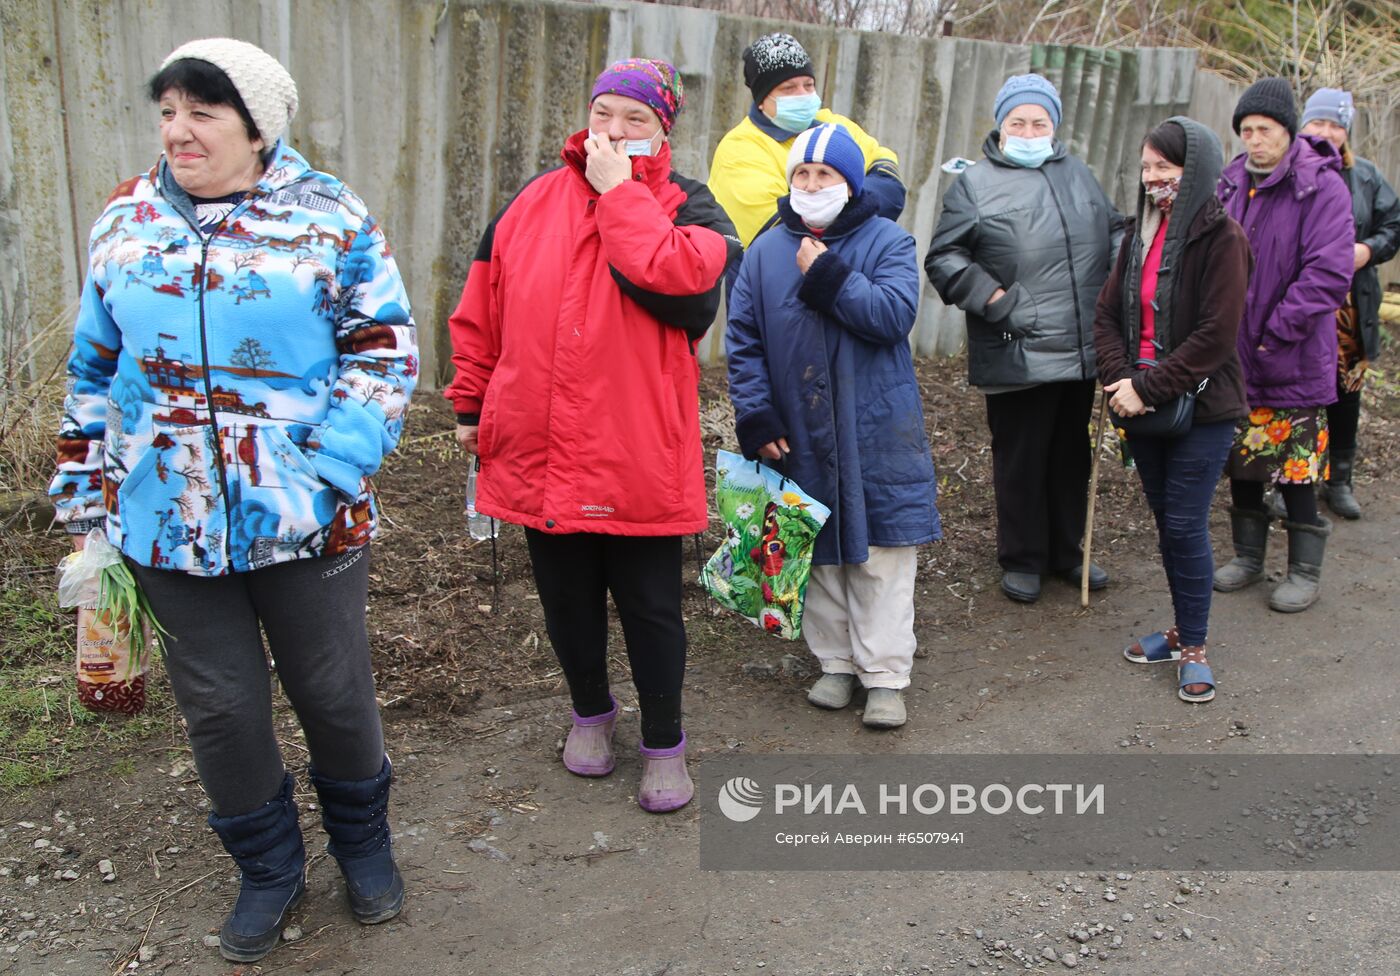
left=700, top=449, right=830, bottom=640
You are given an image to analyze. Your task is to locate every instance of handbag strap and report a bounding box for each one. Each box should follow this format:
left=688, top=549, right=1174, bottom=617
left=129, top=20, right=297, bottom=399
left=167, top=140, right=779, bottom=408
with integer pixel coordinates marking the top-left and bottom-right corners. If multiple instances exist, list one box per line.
left=1132, top=356, right=1210, bottom=399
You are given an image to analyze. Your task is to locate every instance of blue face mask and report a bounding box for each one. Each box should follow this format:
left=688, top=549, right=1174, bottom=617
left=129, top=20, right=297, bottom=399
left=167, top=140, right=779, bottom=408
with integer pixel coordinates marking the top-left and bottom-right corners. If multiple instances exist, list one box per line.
left=772, top=92, right=822, bottom=134
left=1002, top=135, right=1055, bottom=168
left=589, top=128, right=662, bottom=158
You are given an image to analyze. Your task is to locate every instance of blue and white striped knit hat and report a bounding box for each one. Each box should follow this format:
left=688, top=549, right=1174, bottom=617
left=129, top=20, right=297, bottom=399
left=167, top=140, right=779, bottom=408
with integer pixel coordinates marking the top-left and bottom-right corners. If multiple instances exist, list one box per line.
left=785, top=123, right=865, bottom=195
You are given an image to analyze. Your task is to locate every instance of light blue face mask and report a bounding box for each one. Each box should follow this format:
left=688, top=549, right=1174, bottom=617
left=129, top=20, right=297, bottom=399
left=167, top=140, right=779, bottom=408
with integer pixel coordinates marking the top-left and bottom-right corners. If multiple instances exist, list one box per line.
left=589, top=128, right=662, bottom=158
left=1002, top=135, right=1055, bottom=168
left=772, top=92, right=822, bottom=134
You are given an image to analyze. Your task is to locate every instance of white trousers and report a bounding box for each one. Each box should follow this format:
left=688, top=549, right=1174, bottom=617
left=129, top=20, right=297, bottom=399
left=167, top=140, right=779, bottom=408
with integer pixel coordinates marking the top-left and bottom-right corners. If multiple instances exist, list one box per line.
left=801, top=546, right=917, bottom=690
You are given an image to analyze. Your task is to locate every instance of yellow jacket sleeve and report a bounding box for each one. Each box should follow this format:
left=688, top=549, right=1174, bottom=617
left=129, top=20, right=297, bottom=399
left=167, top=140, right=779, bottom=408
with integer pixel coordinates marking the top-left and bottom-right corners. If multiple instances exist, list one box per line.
left=708, top=120, right=791, bottom=248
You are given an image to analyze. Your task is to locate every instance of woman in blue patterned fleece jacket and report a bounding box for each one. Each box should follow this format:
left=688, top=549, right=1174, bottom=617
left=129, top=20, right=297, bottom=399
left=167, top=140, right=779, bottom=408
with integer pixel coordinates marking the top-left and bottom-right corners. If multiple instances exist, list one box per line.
left=49, top=38, right=415, bottom=962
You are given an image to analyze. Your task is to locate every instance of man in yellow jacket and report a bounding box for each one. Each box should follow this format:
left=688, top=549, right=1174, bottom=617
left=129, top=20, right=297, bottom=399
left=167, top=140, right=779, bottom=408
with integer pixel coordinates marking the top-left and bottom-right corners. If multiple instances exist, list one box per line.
left=709, top=32, right=906, bottom=249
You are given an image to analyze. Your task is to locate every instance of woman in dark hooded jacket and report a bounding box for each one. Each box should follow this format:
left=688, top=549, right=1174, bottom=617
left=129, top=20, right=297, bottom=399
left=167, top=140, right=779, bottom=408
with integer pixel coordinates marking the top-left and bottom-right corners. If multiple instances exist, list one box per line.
left=1094, top=118, right=1252, bottom=704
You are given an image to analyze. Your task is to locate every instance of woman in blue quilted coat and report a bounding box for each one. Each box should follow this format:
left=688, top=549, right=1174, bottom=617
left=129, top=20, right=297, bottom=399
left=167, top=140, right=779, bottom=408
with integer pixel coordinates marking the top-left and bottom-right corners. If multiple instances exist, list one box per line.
left=727, top=123, right=939, bottom=730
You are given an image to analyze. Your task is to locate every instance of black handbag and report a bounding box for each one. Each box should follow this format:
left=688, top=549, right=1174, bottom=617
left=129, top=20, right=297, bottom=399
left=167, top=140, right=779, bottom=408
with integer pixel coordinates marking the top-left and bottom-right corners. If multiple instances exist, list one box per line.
left=1109, top=360, right=1208, bottom=439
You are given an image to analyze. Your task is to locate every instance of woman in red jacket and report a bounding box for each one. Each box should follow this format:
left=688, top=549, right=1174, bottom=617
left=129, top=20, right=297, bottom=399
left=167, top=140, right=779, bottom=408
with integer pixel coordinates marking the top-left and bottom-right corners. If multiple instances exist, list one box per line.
left=445, top=59, right=739, bottom=812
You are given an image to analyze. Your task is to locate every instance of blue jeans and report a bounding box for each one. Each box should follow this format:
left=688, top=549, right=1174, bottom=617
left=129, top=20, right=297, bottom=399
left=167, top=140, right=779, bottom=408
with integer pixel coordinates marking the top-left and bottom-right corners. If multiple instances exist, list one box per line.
left=1127, top=421, right=1235, bottom=647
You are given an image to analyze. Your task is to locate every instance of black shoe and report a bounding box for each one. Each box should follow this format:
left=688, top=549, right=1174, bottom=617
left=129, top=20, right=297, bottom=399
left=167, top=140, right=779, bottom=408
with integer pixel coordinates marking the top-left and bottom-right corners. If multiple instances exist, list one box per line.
left=1001, top=571, right=1041, bottom=603
left=1056, top=563, right=1109, bottom=590
left=1322, top=448, right=1361, bottom=520
left=207, top=775, right=306, bottom=963
left=310, top=757, right=406, bottom=924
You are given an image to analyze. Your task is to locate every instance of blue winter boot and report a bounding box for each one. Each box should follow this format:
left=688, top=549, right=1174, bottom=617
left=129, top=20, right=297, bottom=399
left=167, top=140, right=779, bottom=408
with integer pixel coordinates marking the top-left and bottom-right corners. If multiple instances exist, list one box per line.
left=309, top=756, right=404, bottom=923
left=206, top=774, right=306, bottom=962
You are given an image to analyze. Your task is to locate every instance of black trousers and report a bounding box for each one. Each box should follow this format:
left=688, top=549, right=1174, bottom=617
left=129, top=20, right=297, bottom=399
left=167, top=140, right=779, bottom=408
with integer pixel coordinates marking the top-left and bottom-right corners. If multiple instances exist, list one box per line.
left=523, top=530, right=686, bottom=748
left=1327, top=387, right=1362, bottom=456
left=131, top=547, right=385, bottom=816
left=984, top=380, right=1096, bottom=575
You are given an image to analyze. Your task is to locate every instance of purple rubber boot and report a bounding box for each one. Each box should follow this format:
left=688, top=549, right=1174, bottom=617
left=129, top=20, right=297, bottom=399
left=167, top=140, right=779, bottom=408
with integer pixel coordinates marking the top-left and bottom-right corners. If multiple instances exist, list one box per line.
left=562, top=698, right=617, bottom=777
left=637, top=732, right=694, bottom=813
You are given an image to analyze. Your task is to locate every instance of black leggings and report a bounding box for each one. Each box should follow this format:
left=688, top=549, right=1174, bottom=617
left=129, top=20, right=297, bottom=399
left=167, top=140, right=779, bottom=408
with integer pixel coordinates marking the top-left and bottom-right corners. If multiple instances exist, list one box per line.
left=1231, top=479, right=1321, bottom=526
left=1327, top=388, right=1362, bottom=455
left=131, top=547, right=385, bottom=816
left=524, top=530, right=686, bottom=749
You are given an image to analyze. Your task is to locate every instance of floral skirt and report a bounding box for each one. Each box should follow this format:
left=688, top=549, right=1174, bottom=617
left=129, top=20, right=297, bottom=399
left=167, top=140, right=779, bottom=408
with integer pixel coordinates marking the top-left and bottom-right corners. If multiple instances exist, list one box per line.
left=1227, top=406, right=1329, bottom=484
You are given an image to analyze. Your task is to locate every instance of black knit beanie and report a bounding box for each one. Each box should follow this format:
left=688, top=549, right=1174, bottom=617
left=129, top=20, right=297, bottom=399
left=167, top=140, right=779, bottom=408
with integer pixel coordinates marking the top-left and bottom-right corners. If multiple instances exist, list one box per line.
left=743, top=33, right=815, bottom=104
left=1232, top=77, right=1297, bottom=138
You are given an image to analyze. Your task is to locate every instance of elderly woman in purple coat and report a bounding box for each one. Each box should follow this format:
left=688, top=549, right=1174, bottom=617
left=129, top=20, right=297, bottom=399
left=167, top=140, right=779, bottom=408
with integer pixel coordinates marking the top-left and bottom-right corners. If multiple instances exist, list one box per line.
left=1212, top=78, right=1354, bottom=614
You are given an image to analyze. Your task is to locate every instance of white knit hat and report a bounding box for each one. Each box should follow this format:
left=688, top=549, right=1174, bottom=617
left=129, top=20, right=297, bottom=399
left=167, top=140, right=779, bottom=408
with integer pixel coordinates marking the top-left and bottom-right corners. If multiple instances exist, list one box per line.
left=161, top=38, right=298, bottom=145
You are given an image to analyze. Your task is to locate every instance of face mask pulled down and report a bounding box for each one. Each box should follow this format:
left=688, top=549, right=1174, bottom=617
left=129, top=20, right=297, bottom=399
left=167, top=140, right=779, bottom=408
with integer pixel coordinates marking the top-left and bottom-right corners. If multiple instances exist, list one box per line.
left=789, top=182, right=848, bottom=229
left=589, top=128, right=663, bottom=158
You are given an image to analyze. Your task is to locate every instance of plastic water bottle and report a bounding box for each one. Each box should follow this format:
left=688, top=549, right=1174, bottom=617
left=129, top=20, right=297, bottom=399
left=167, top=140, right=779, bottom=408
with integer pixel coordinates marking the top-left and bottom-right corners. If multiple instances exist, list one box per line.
left=465, top=457, right=497, bottom=541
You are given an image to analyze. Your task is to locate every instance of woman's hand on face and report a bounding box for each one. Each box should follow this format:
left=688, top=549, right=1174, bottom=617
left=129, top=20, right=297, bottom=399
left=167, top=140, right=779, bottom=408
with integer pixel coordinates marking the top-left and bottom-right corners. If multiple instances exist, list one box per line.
left=796, top=237, right=827, bottom=275
left=583, top=134, right=632, bottom=195
left=1105, top=378, right=1151, bottom=417
left=758, top=437, right=790, bottom=461
left=456, top=424, right=479, bottom=455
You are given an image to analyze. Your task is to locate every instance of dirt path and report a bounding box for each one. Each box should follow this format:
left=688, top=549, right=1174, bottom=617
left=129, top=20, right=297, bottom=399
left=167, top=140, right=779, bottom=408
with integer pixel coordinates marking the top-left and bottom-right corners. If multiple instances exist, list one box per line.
left=2, top=360, right=1398, bottom=975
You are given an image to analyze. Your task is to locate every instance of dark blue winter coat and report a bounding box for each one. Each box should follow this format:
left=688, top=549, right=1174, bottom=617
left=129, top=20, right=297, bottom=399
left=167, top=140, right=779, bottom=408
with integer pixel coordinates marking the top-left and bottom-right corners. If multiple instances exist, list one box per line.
left=726, top=193, right=940, bottom=566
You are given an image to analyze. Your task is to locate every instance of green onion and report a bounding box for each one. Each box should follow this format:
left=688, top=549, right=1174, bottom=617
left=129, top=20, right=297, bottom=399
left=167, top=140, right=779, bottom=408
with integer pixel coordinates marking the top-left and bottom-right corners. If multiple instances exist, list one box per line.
left=95, top=562, right=170, bottom=677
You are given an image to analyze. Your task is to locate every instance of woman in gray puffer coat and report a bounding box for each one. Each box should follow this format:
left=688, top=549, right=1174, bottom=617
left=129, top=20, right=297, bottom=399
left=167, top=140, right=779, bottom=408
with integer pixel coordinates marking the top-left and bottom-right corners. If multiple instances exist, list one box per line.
left=925, top=73, right=1124, bottom=604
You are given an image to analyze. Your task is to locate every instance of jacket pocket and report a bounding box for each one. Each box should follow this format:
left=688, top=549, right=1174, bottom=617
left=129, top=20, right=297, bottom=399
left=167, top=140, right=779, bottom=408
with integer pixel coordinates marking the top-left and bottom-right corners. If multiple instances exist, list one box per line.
left=1248, top=338, right=1301, bottom=390
left=983, top=282, right=1038, bottom=339
left=856, top=382, right=935, bottom=486
left=237, top=425, right=340, bottom=556
left=266, top=425, right=321, bottom=482
left=115, top=421, right=224, bottom=572
left=114, top=441, right=162, bottom=525
left=658, top=371, right=687, bottom=508
left=476, top=382, right=501, bottom=461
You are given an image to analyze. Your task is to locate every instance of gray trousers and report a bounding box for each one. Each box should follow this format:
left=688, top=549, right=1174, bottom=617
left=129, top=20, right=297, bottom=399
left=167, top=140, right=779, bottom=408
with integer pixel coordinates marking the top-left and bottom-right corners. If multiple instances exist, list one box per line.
left=131, top=546, right=384, bottom=816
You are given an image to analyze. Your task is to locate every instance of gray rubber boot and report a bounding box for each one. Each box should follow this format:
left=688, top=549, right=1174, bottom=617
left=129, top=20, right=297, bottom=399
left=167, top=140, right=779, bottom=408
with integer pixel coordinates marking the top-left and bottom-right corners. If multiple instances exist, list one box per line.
left=807, top=673, right=856, bottom=710
left=1269, top=517, right=1331, bottom=613
left=1322, top=448, right=1361, bottom=520
left=1213, top=506, right=1272, bottom=592
left=862, top=689, right=907, bottom=729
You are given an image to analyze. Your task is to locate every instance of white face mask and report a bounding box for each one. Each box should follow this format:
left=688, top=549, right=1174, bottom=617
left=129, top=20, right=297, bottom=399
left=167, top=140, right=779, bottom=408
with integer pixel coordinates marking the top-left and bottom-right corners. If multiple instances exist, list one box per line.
left=789, top=182, right=848, bottom=228
left=589, top=128, right=662, bottom=158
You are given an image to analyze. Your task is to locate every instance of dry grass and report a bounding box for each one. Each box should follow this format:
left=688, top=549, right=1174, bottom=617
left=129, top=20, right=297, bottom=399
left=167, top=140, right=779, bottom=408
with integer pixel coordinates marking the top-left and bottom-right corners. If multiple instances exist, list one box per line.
left=0, top=300, right=76, bottom=518
left=650, top=0, right=1400, bottom=114
left=1191, top=0, right=1400, bottom=117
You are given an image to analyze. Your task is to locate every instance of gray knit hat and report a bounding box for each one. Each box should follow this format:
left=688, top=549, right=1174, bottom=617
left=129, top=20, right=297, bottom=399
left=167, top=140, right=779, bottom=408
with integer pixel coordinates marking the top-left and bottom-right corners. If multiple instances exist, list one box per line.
left=161, top=38, right=298, bottom=145
left=1301, top=88, right=1355, bottom=132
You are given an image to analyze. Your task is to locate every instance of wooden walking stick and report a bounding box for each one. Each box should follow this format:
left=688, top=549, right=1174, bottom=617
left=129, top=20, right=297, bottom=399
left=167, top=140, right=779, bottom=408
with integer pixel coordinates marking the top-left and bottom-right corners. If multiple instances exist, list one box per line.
left=1082, top=390, right=1111, bottom=607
